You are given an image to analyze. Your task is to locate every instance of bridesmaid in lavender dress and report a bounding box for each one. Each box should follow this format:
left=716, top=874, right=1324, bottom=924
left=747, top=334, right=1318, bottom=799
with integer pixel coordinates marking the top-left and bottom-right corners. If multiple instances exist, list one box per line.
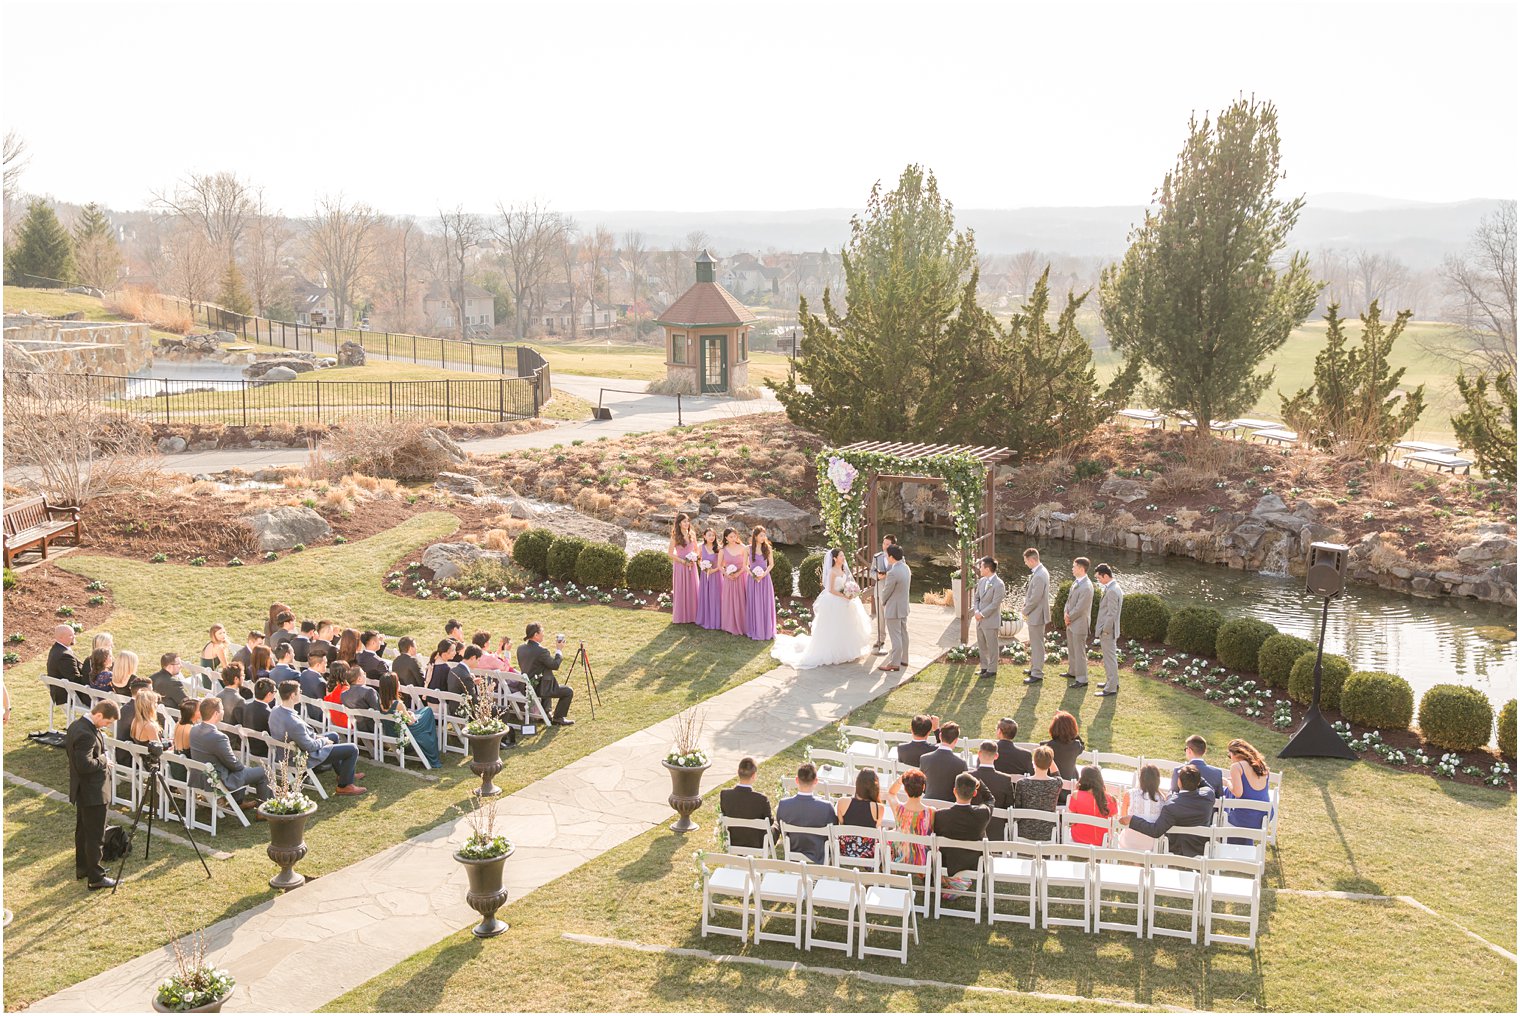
left=718, top=527, right=750, bottom=637
left=696, top=527, right=722, bottom=630
left=667, top=512, right=699, bottom=625
left=744, top=525, right=777, bottom=641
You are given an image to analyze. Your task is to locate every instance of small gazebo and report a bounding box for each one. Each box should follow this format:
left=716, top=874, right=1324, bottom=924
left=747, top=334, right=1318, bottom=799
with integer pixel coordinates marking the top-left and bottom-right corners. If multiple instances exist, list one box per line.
left=656, top=250, right=757, bottom=395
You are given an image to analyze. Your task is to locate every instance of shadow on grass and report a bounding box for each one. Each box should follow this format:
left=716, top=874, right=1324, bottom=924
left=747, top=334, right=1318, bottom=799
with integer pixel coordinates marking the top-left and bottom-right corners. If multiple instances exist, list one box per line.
left=369, top=933, right=485, bottom=1014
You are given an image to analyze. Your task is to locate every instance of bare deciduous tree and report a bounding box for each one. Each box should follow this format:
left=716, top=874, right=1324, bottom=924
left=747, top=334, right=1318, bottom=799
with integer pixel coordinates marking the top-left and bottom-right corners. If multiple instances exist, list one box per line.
left=3, top=372, right=161, bottom=505
left=160, top=221, right=220, bottom=310
left=153, top=171, right=256, bottom=262
left=1009, top=249, right=1047, bottom=302
left=1434, top=202, right=1517, bottom=381
left=243, top=193, right=292, bottom=317
left=3, top=130, right=28, bottom=246
left=1351, top=249, right=1409, bottom=312
left=438, top=205, right=484, bottom=340
left=373, top=217, right=426, bottom=333
left=620, top=230, right=649, bottom=324
left=580, top=225, right=615, bottom=330
left=303, top=195, right=380, bottom=329
left=558, top=218, right=581, bottom=339
left=492, top=201, right=565, bottom=339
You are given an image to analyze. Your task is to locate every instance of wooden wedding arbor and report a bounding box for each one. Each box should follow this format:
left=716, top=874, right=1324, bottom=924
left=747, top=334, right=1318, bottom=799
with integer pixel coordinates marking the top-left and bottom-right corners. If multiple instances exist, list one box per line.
left=834, top=440, right=1016, bottom=643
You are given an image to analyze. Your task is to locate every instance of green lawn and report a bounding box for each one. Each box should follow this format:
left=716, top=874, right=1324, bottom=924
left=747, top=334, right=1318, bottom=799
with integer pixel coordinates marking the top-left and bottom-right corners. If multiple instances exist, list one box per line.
left=0, top=512, right=778, bottom=1010
left=327, top=660, right=1516, bottom=1013
left=1, top=285, right=218, bottom=348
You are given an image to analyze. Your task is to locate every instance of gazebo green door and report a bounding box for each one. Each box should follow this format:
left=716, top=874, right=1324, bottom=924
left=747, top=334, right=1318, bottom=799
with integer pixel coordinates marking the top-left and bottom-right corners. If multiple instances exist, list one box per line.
left=701, top=334, right=727, bottom=392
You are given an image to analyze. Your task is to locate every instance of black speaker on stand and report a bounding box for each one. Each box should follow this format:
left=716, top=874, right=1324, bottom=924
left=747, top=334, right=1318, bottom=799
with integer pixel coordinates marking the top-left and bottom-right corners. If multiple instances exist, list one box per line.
left=1279, top=542, right=1358, bottom=760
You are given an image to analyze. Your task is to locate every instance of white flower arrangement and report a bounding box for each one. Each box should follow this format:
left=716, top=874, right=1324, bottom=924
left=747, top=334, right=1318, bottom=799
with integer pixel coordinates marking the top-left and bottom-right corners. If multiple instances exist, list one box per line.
left=666, top=748, right=710, bottom=768
left=698, top=558, right=713, bottom=572
left=684, top=550, right=698, bottom=563
left=751, top=565, right=765, bottom=579
left=665, top=706, right=708, bottom=768
left=842, top=580, right=861, bottom=599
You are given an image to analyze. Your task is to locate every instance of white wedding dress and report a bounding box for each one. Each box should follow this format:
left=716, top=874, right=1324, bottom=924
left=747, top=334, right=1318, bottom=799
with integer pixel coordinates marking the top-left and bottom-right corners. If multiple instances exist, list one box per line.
left=770, top=557, right=873, bottom=669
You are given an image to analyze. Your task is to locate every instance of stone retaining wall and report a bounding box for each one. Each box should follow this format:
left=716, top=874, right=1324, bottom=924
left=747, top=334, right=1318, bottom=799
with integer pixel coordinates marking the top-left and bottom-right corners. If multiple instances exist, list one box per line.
left=3, top=316, right=154, bottom=374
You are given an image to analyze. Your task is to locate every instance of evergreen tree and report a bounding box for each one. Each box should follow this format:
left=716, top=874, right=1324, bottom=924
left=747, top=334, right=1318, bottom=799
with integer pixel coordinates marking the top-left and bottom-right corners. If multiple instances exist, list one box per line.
left=1452, top=371, right=1517, bottom=480
left=71, top=202, right=121, bottom=291
left=8, top=198, right=74, bottom=283
left=1280, top=301, right=1425, bottom=456
left=1099, top=97, right=1320, bottom=437
left=218, top=259, right=253, bottom=316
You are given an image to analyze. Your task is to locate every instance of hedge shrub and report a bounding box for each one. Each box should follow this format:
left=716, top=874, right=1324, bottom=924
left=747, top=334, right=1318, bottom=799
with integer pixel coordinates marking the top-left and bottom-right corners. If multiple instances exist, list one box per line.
left=575, top=542, right=627, bottom=589
left=545, top=536, right=589, bottom=582
left=769, top=549, right=795, bottom=599
left=1165, top=606, right=1224, bottom=656
left=1215, top=618, right=1278, bottom=672
left=1497, top=699, right=1517, bottom=758
left=798, top=552, right=826, bottom=600
left=1340, top=671, right=1415, bottom=730
left=1258, top=633, right=1315, bottom=690
left=1052, top=580, right=1100, bottom=631
left=510, top=528, right=555, bottom=577
left=1417, top=684, right=1494, bottom=751
left=625, top=549, right=672, bottom=593
left=1287, top=650, right=1351, bottom=712
left=1120, top=593, right=1171, bottom=642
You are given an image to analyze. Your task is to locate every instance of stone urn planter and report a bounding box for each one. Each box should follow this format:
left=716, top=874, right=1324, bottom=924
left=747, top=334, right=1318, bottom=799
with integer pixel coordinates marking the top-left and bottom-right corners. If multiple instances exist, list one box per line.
left=152, top=989, right=233, bottom=1014
left=663, top=760, right=710, bottom=833
left=467, top=730, right=507, bottom=797
left=454, top=845, right=515, bottom=938
left=257, top=802, right=315, bottom=890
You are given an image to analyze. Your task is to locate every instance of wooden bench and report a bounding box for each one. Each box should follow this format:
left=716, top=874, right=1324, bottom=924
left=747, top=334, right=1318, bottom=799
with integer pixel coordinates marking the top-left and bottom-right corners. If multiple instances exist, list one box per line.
left=3, top=495, right=82, bottom=565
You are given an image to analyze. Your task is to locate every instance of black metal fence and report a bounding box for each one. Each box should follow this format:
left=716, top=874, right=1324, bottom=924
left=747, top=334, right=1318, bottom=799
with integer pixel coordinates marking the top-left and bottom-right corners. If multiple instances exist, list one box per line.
left=6, top=371, right=540, bottom=426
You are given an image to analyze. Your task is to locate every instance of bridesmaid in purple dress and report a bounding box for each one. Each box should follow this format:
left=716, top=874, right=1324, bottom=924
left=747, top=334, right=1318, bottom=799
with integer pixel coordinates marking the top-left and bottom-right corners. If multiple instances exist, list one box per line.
left=667, top=513, right=699, bottom=625
left=744, top=525, right=777, bottom=641
left=718, top=527, right=750, bottom=637
left=696, top=527, right=722, bottom=630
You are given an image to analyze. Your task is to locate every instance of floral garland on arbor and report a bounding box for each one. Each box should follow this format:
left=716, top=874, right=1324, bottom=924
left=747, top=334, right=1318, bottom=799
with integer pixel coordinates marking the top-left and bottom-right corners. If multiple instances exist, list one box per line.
left=815, top=447, right=989, bottom=563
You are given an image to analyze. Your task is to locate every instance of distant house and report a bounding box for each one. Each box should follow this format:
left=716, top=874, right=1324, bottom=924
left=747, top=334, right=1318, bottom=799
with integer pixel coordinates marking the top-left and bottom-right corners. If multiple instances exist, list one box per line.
left=540, top=297, right=616, bottom=336
left=720, top=253, right=776, bottom=297
left=292, top=277, right=348, bottom=327
left=424, top=279, right=496, bottom=337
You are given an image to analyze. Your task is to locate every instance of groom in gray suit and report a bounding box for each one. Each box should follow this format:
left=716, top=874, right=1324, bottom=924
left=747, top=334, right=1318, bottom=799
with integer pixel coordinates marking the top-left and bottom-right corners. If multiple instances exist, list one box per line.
left=971, top=556, right=1006, bottom=679
left=1021, top=548, right=1051, bottom=684
left=1064, top=557, right=1094, bottom=687
left=878, top=545, right=911, bottom=672
left=1093, top=563, right=1124, bottom=697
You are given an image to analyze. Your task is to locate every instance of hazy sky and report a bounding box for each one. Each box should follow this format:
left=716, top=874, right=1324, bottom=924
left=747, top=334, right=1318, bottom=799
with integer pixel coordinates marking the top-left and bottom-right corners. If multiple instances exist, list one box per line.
left=3, top=0, right=1515, bottom=214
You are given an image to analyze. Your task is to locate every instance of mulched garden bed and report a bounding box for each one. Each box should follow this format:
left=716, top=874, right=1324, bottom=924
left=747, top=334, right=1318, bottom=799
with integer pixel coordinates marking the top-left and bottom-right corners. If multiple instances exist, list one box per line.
left=1, top=564, right=116, bottom=671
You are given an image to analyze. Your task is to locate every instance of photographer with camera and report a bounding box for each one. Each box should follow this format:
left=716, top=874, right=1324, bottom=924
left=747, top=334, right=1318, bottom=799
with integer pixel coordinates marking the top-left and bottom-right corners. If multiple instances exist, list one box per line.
left=516, top=623, right=574, bottom=726
left=65, top=700, right=119, bottom=889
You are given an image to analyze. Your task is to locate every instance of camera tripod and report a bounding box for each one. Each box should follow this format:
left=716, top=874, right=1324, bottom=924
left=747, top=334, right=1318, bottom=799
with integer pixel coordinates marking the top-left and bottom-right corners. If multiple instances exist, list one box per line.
left=563, top=639, right=601, bottom=719
left=112, top=755, right=213, bottom=892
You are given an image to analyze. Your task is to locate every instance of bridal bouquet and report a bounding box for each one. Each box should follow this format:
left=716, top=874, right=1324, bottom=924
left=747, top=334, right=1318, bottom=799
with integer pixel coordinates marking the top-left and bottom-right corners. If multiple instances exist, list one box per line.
left=842, top=580, right=861, bottom=599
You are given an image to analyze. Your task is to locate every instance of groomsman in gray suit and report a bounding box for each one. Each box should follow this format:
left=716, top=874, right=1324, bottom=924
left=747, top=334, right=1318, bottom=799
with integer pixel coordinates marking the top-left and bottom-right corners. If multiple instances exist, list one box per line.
left=870, top=535, right=897, bottom=655
left=1020, top=548, right=1051, bottom=684
left=878, top=545, right=911, bottom=672
left=1093, top=563, right=1125, bottom=697
left=1063, top=557, right=1094, bottom=687
left=972, top=556, right=1006, bottom=679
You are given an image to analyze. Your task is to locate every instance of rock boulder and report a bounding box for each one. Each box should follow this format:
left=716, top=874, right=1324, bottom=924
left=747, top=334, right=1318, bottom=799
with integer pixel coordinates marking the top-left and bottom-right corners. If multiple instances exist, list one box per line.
left=244, top=358, right=316, bottom=379
left=337, top=341, right=367, bottom=367
left=255, top=365, right=298, bottom=384
left=420, top=542, right=513, bottom=582
left=726, top=497, right=822, bottom=545
left=434, top=471, right=486, bottom=497
left=156, top=435, right=188, bottom=454
left=240, top=506, right=331, bottom=552
left=1098, top=476, right=1150, bottom=503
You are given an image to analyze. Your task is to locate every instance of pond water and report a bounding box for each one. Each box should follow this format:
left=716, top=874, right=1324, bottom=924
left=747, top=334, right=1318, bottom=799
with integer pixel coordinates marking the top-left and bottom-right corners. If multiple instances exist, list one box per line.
left=124, top=359, right=250, bottom=397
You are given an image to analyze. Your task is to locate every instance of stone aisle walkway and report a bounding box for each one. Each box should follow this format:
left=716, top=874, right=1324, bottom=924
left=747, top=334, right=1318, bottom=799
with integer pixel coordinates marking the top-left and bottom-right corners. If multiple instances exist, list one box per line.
left=28, top=605, right=960, bottom=1013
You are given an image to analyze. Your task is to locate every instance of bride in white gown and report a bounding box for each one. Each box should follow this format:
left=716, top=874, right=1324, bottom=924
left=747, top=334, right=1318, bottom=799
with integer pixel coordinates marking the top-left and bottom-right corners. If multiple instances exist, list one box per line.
left=771, top=549, right=873, bottom=669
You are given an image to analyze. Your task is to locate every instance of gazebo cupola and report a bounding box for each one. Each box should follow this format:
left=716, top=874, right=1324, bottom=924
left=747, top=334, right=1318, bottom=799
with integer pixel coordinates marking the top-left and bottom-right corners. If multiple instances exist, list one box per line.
left=655, top=249, right=757, bottom=395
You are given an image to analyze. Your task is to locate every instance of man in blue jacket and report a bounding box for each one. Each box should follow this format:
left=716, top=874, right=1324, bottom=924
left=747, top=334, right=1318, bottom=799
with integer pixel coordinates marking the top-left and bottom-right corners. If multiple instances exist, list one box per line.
left=774, top=763, right=835, bottom=862
left=1120, top=765, right=1216, bottom=856
left=268, top=680, right=368, bottom=796
left=1174, top=734, right=1225, bottom=798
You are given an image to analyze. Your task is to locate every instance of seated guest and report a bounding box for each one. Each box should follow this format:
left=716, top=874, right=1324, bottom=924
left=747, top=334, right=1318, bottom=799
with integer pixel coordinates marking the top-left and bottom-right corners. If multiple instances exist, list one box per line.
left=335, top=628, right=361, bottom=665
left=150, top=652, right=189, bottom=709
left=1067, top=765, right=1118, bottom=845
left=87, top=648, right=115, bottom=692
left=1176, top=734, right=1225, bottom=798
left=298, top=648, right=330, bottom=721
left=200, top=624, right=231, bottom=670
left=46, top=624, right=86, bottom=706
left=168, top=698, right=200, bottom=782
left=932, top=772, right=991, bottom=889
left=249, top=646, right=272, bottom=685
left=269, top=643, right=301, bottom=685
left=774, top=763, right=834, bottom=863
left=391, top=637, right=424, bottom=687
left=445, top=619, right=464, bottom=641
left=1042, top=710, right=1084, bottom=781
left=242, top=678, right=277, bottom=758
left=970, top=740, right=1016, bottom=838
left=355, top=632, right=389, bottom=683
left=886, top=768, right=935, bottom=864
left=231, top=630, right=264, bottom=672
left=291, top=620, right=317, bottom=663
left=895, top=714, right=937, bottom=767
left=265, top=602, right=292, bottom=638
left=1223, top=738, right=1272, bottom=842
left=127, top=689, right=163, bottom=745
left=378, top=673, right=441, bottom=768
left=323, top=663, right=352, bottom=729
left=834, top=769, right=885, bottom=860
left=471, top=631, right=509, bottom=671
left=109, top=649, right=141, bottom=698
left=993, top=717, right=1034, bottom=776
left=308, top=620, right=337, bottom=663
left=269, top=611, right=298, bottom=652
left=426, top=639, right=459, bottom=692
left=217, top=664, right=247, bottom=726
left=516, top=624, right=573, bottom=726
left=920, top=720, right=967, bottom=802
left=453, top=646, right=487, bottom=704
left=1009, top=746, right=1063, bottom=841
left=717, top=756, right=773, bottom=850
left=1119, top=763, right=1165, bottom=850
left=269, top=681, right=367, bottom=795
left=341, top=666, right=382, bottom=735
left=189, top=698, right=270, bottom=807
left=1119, top=765, right=1216, bottom=856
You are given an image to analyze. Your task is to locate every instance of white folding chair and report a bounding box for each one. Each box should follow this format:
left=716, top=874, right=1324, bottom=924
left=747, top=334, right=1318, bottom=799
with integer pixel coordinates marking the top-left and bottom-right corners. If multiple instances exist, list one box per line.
left=174, top=755, right=251, bottom=835
left=103, top=736, right=145, bottom=810
left=1266, top=771, right=1283, bottom=845
left=259, top=732, right=329, bottom=799
left=1204, top=858, right=1264, bottom=948
left=1217, top=802, right=1271, bottom=853
left=1086, top=750, right=1143, bottom=790
left=721, top=815, right=775, bottom=859
left=1060, top=810, right=1117, bottom=848
left=922, top=798, right=956, bottom=813
left=751, top=857, right=808, bottom=947
left=840, top=724, right=887, bottom=760
left=803, top=864, right=859, bottom=955
left=1004, top=807, right=1060, bottom=844
left=857, top=870, right=919, bottom=963
left=828, top=825, right=885, bottom=872
left=808, top=749, right=854, bottom=786
left=1146, top=854, right=1205, bottom=942
left=1040, top=843, right=1094, bottom=930
left=699, top=853, right=754, bottom=940
left=931, top=837, right=987, bottom=922
left=880, top=828, right=935, bottom=916
left=1092, top=847, right=1147, bottom=936
left=777, top=820, right=832, bottom=865
left=985, top=840, right=1040, bottom=927
left=1158, top=826, right=1216, bottom=858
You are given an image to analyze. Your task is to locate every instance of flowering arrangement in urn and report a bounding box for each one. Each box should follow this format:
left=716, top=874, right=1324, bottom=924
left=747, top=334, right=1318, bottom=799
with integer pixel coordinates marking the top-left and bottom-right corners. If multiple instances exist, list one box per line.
left=826, top=456, right=858, bottom=494
left=665, top=706, right=709, bottom=768
left=260, top=752, right=315, bottom=816
left=463, top=698, right=508, bottom=736
left=457, top=794, right=513, bottom=860
left=155, top=930, right=235, bottom=1011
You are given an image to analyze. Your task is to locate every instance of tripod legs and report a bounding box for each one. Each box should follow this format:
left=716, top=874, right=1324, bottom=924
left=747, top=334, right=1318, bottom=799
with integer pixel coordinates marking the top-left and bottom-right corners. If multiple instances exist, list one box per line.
left=111, top=764, right=214, bottom=894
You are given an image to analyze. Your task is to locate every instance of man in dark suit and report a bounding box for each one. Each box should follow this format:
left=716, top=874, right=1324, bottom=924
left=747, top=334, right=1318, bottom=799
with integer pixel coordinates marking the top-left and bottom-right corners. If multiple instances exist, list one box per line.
left=1121, top=766, right=1217, bottom=856
left=774, top=763, right=835, bottom=862
left=307, top=620, right=337, bottom=664
left=993, top=717, right=1034, bottom=776
left=970, top=741, right=1016, bottom=837
left=150, top=652, right=189, bottom=709
left=217, top=664, right=248, bottom=726
left=919, top=721, right=967, bottom=802
left=242, top=678, right=276, bottom=758
left=932, top=773, right=991, bottom=877
left=453, top=646, right=487, bottom=705
left=340, top=669, right=382, bottom=735
left=291, top=620, right=316, bottom=664
left=298, top=648, right=329, bottom=721
left=392, top=637, right=423, bottom=687
left=895, top=714, right=937, bottom=768
left=189, top=698, right=270, bottom=807
left=270, top=680, right=367, bottom=795
left=718, top=757, right=773, bottom=850
left=355, top=632, right=390, bottom=683
left=47, top=624, right=86, bottom=705
left=230, top=631, right=264, bottom=672
left=269, top=611, right=297, bottom=652
left=1175, top=734, right=1225, bottom=798
left=516, top=623, right=573, bottom=725
left=66, top=700, right=118, bottom=889
left=269, top=643, right=300, bottom=686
